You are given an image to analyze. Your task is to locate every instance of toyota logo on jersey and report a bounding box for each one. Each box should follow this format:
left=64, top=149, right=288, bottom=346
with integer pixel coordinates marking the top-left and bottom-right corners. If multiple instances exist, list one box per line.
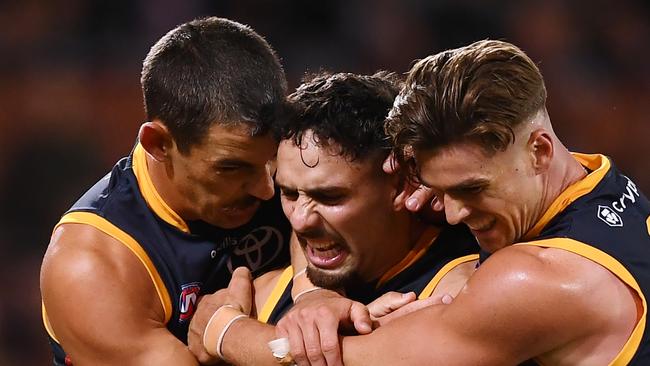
left=227, top=226, right=284, bottom=275
left=179, top=282, right=201, bottom=322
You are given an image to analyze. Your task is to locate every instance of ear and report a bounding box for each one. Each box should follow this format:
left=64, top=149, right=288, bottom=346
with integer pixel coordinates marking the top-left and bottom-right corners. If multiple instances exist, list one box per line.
left=382, top=152, right=399, bottom=174
left=380, top=152, right=407, bottom=210
left=138, top=121, right=174, bottom=162
left=527, top=128, right=553, bottom=174
left=387, top=169, right=412, bottom=212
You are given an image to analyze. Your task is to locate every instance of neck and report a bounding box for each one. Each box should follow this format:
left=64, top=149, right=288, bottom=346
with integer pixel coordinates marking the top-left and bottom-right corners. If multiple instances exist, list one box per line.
left=368, top=212, right=430, bottom=283
left=537, top=145, right=587, bottom=222
left=145, top=153, right=193, bottom=220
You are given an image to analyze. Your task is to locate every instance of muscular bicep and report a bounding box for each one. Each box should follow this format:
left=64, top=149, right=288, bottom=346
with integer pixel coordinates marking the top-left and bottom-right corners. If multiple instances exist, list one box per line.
left=342, top=300, right=521, bottom=365
left=342, top=247, right=598, bottom=365
left=41, top=224, right=198, bottom=366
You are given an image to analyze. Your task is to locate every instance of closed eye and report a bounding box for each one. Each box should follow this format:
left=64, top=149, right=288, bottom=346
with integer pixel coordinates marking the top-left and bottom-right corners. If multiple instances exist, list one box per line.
left=213, top=159, right=254, bottom=174
left=312, top=192, right=345, bottom=205
left=455, top=185, right=485, bottom=195
left=280, top=188, right=299, bottom=201
left=215, top=165, right=241, bottom=173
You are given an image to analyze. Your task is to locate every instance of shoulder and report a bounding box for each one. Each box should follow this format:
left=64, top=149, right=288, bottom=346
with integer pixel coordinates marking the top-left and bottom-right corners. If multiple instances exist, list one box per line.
left=472, top=244, right=614, bottom=303
left=41, top=223, right=173, bottom=362
left=468, top=243, right=631, bottom=322
left=545, top=166, right=650, bottom=246
left=450, top=245, right=617, bottom=351
left=41, top=223, right=165, bottom=336
left=43, top=223, right=155, bottom=288
left=71, top=159, right=132, bottom=210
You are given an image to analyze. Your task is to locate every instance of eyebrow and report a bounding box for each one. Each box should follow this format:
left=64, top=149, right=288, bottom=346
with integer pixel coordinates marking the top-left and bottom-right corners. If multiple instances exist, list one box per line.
left=419, top=175, right=490, bottom=193
left=212, top=158, right=254, bottom=168
left=276, top=182, right=347, bottom=196
left=275, top=181, right=293, bottom=191
left=448, top=178, right=490, bottom=192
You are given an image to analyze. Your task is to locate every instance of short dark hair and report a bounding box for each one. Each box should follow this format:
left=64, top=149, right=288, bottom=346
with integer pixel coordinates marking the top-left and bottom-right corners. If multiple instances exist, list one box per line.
left=385, top=40, right=547, bottom=174
left=141, top=17, right=287, bottom=153
left=279, top=71, right=402, bottom=163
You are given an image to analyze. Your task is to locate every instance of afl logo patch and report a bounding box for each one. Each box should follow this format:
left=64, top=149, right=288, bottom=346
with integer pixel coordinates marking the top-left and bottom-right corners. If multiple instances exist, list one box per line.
left=179, top=282, right=201, bottom=322
left=597, top=205, right=623, bottom=227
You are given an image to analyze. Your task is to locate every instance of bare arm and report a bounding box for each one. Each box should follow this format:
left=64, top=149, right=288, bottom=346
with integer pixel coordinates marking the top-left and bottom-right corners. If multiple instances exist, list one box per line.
left=41, top=224, right=198, bottom=366
left=187, top=232, right=311, bottom=365
left=189, top=265, right=373, bottom=366
left=221, top=319, right=280, bottom=366
left=341, top=246, right=612, bottom=365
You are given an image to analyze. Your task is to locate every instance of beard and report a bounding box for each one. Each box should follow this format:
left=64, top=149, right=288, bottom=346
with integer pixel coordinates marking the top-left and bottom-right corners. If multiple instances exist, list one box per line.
left=306, top=265, right=362, bottom=290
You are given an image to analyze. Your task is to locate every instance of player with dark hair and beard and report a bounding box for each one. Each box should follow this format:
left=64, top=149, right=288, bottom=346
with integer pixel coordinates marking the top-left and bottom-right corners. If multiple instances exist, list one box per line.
left=187, top=71, right=479, bottom=365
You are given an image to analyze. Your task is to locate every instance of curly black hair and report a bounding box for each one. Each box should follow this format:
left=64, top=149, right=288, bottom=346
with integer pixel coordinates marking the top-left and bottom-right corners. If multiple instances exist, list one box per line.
left=278, top=71, right=402, bottom=163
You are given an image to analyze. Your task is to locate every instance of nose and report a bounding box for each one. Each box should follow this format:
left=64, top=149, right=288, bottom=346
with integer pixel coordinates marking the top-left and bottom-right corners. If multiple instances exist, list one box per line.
left=247, top=161, right=275, bottom=201
left=286, top=197, right=321, bottom=234
left=443, top=194, right=471, bottom=225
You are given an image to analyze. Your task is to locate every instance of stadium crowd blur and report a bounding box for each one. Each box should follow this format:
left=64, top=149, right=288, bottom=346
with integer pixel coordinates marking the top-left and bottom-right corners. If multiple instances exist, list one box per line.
left=0, top=0, right=648, bottom=363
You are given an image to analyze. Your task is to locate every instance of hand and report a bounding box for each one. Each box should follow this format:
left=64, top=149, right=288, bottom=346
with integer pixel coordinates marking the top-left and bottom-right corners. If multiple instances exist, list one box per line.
left=382, top=153, right=445, bottom=221
left=188, top=290, right=228, bottom=364
left=187, top=267, right=253, bottom=364
left=275, top=289, right=371, bottom=366
left=371, top=292, right=454, bottom=327
left=366, top=291, right=417, bottom=324
left=223, top=267, right=253, bottom=315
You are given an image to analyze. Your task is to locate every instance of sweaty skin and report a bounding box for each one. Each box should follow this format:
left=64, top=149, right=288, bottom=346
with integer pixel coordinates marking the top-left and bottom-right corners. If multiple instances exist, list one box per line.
left=189, top=260, right=473, bottom=366
left=342, top=245, right=640, bottom=366
left=42, top=224, right=200, bottom=365
left=41, top=123, right=283, bottom=365
left=334, top=113, right=642, bottom=366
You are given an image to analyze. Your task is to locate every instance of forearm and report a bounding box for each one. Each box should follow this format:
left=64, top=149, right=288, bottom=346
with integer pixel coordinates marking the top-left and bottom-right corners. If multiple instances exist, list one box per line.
left=340, top=304, right=517, bottom=366
left=220, top=318, right=279, bottom=366
left=342, top=326, right=399, bottom=365
left=341, top=305, right=447, bottom=365
left=64, top=329, right=199, bottom=366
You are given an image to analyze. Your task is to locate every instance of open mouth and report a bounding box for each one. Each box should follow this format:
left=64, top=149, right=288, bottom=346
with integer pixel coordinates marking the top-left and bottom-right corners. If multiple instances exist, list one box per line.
left=305, top=242, right=348, bottom=269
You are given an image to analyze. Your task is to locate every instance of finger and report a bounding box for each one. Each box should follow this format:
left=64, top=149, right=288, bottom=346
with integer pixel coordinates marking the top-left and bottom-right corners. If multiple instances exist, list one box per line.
left=299, top=311, right=329, bottom=366
left=431, top=195, right=445, bottom=211
left=405, top=185, right=435, bottom=212
left=348, top=302, right=372, bottom=335
left=226, top=267, right=253, bottom=315
left=188, top=290, right=229, bottom=364
left=313, top=311, right=343, bottom=366
left=367, top=292, right=416, bottom=319
left=187, top=326, right=207, bottom=362
left=278, top=316, right=311, bottom=366
left=441, top=293, right=454, bottom=305
left=419, top=292, right=454, bottom=306
left=374, top=295, right=446, bottom=327
left=275, top=321, right=288, bottom=339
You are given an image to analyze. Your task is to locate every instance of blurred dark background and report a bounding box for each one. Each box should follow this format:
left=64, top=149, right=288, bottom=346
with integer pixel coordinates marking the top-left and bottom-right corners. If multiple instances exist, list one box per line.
left=0, top=0, right=648, bottom=363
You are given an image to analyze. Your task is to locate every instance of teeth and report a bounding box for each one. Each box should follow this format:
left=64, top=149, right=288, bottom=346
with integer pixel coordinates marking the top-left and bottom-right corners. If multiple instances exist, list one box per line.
left=312, top=245, right=335, bottom=251
left=307, top=241, right=337, bottom=251
left=310, top=246, right=342, bottom=260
